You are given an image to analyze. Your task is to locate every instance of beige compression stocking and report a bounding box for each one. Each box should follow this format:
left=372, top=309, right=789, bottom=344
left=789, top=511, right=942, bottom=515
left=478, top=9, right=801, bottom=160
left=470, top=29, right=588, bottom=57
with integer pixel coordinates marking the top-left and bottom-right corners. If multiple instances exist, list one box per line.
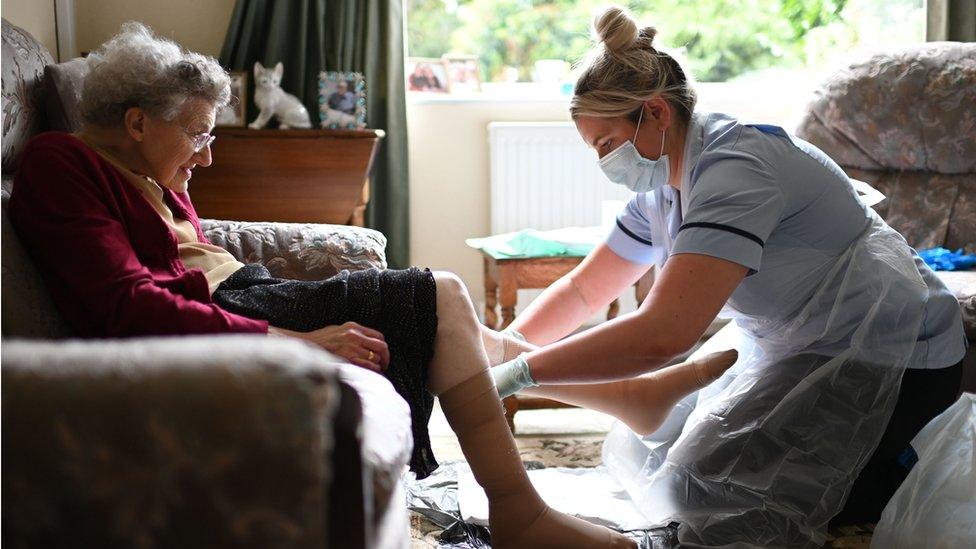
left=439, top=370, right=635, bottom=549
left=431, top=276, right=632, bottom=548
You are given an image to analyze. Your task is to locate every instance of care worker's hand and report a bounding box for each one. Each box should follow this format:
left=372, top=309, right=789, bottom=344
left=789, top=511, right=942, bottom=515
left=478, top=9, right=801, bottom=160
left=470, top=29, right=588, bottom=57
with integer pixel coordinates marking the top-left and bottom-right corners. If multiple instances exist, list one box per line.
left=491, top=355, right=539, bottom=398
left=270, top=322, right=390, bottom=373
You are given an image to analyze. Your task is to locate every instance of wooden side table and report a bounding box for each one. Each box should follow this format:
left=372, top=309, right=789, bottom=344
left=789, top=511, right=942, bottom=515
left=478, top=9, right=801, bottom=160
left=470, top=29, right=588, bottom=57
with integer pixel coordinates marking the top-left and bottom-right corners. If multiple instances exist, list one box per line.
left=189, top=128, right=384, bottom=226
left=480, top=252, right=624, bottom=431
left=481, top=254, right=621, bottom=330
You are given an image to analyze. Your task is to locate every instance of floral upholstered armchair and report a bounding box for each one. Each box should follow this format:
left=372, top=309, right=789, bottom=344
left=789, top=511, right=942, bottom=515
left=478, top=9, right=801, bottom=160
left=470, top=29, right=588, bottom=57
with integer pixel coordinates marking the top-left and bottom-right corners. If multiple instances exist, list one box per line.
left=2, top=19, right=411, bottom=549
left=795, top=41, right=976, bottom=392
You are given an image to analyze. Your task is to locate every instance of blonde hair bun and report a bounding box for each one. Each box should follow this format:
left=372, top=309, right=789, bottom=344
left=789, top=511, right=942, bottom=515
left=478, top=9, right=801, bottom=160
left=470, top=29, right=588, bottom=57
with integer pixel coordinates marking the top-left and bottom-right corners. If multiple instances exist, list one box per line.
left=593, top=6, right=651, bottom=53
left=572, top=5, right=696, bottom=124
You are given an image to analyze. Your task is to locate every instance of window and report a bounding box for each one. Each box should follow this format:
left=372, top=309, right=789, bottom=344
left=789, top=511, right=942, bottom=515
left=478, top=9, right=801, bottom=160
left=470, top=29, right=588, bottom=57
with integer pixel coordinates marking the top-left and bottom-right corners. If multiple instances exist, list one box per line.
left=407, top=0, right=926, bottom=118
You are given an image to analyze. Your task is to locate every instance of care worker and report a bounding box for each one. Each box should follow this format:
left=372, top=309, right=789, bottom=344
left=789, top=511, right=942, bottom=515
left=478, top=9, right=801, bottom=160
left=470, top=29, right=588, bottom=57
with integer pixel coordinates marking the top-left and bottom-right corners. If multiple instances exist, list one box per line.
left=486, top=6, right=967, bottom=547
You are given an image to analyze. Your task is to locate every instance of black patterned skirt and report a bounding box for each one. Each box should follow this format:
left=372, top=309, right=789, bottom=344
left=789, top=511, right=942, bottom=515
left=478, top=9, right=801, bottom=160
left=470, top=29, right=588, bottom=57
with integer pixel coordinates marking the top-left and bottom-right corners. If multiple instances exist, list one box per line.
left=213, top=264, right=439, bottom=478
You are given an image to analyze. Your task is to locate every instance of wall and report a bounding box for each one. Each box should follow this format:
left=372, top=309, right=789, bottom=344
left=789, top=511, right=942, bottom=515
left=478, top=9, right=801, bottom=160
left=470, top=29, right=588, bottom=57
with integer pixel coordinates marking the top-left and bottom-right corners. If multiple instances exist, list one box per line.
left=3, top=0, right=236, bottom=59
left=407, top=96, right=573, bottom=306
left=74, top=0, right=236, bottom=57
left=3, top=0, right=58, bottom=56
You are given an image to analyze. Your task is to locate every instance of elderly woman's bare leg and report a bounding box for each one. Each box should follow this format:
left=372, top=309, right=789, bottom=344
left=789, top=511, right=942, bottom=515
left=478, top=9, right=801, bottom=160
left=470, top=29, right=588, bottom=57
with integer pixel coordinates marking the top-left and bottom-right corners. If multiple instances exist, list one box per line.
left=481, top=326, right=736, bottom=436
left=429, top=272, right=634, bottom=548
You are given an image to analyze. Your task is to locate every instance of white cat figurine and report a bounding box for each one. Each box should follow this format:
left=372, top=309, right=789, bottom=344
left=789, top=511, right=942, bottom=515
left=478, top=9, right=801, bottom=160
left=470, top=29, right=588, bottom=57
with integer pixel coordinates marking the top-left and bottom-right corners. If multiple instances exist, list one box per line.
left=249, top=61, right=312, bottom=129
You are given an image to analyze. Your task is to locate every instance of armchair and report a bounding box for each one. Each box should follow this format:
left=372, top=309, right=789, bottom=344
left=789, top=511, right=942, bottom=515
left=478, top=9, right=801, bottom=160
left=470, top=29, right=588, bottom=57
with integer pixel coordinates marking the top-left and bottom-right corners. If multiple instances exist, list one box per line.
left=1, top=19, right=411, bottom=549
left=795, top=41, right=976, bottom=392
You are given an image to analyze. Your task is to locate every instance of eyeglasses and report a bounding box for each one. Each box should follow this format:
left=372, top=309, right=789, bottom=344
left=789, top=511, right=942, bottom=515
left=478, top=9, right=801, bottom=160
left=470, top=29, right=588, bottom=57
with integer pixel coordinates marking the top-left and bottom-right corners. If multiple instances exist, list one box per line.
left=174, top=123, right=215, bottom=153
left=184, top=130, right=216, bottom=153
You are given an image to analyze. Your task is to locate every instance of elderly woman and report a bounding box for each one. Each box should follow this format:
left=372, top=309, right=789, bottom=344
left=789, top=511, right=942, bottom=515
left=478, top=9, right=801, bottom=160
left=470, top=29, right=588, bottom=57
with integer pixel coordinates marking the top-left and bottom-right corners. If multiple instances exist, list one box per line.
left=9, top=23, right=742, bottom=548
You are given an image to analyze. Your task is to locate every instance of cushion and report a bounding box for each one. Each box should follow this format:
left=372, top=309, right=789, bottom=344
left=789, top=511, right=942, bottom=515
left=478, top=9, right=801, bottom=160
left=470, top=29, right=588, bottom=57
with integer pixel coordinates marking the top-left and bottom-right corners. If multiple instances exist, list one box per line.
left=202, top=219, right=387, bottom=280
left=43, top=57, right=89, bottom=132
left=946, top=179, right=976, bottom=252
left=841, top=169, right=976, bottom=252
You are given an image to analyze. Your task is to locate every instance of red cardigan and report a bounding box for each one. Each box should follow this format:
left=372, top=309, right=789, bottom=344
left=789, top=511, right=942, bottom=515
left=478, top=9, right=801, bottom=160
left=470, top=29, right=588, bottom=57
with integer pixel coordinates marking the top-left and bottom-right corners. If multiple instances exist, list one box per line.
left=9, top=132, right=268, bottom=337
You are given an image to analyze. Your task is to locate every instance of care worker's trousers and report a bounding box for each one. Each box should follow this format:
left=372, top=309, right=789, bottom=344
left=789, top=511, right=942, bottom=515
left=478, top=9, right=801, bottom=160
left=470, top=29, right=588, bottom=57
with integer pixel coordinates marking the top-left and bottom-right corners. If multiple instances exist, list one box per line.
left=832, top=359, right=962, bottom=525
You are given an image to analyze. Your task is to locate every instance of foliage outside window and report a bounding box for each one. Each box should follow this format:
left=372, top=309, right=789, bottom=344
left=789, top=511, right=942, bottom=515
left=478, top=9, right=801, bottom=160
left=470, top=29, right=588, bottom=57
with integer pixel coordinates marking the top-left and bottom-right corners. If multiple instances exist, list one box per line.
left=407, top=0, right=924, bottom=85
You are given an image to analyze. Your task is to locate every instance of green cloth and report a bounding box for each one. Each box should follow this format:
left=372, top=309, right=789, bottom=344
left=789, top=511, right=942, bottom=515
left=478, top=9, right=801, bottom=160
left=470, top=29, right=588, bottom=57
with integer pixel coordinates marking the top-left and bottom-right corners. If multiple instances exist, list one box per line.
left=220, top=0, right=411, bottom=268
left=466, top=226, right=604, bottom=260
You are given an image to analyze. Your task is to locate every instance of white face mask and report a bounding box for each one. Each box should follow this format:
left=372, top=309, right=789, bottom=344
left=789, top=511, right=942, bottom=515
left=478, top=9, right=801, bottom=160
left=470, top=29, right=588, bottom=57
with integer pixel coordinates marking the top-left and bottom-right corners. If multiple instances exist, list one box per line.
left=598, top=108, right=669, bottom=193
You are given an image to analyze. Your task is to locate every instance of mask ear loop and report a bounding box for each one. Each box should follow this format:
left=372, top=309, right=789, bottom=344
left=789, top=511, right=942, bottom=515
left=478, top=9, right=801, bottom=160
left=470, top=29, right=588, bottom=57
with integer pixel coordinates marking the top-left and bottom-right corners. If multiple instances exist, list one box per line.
left=634, top=104, right=668, bottom=160
left=633, top=106, right=644, bottom=143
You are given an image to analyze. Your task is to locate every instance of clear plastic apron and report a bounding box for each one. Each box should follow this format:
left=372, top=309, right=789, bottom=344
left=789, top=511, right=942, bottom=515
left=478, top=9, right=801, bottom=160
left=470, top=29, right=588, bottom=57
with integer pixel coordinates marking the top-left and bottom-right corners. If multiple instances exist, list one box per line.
left=603, top=210, right=928, bottom=548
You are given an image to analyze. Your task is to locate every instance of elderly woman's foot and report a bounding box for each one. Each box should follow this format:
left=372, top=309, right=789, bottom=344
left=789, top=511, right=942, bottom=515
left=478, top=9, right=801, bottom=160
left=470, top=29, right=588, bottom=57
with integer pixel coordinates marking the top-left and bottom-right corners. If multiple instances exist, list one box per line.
left=689, top=348, right=739, bottom=385
left=490, top=500, right=636, bottom=548
left=621, top=349, right=738, bottom=436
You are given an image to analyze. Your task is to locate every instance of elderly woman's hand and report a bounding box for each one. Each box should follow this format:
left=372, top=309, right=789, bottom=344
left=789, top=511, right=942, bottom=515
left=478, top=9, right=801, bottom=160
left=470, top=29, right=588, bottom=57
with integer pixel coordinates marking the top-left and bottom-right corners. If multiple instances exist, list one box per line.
left=270, top=322, right=390, bottom=373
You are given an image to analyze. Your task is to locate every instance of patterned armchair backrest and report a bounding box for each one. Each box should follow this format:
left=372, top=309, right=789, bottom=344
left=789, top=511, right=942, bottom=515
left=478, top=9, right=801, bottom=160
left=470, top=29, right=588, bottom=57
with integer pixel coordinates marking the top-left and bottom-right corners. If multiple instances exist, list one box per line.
left=796, top=42, right=976, bottom=251
left=2, top=18, right=53, bottom=175
left=797, top=42, right=976, bottom=174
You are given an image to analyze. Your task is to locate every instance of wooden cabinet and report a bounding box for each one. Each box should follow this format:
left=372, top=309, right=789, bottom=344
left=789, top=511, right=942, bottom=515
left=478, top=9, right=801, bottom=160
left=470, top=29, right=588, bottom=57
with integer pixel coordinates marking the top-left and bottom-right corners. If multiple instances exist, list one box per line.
left=189, top=128, right=384, bottom=226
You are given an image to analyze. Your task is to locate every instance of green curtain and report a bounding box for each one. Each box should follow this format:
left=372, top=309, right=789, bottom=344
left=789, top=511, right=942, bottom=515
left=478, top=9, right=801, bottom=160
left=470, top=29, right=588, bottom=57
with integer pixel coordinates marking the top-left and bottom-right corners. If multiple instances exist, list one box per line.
left=927, top=0, right=976, bottom=41
left=220, top=0, right=411, bottom=268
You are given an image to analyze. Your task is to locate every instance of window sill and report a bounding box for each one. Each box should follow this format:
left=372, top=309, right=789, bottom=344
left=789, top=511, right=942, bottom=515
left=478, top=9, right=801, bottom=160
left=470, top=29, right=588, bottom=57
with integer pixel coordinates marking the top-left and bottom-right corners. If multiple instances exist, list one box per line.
left=408, top=82, right=573, bottom=104
left=407, top=73, right=822, bottom=129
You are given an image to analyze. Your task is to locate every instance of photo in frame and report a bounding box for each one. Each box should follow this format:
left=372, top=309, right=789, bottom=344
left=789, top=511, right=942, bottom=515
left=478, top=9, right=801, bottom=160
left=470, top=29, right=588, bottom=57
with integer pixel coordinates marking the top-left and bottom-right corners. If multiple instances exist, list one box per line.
left=406, top=57, right=450, bottom=93
left=443, top=54, right=481, bottom=93
left=318, top=71, right=367, bottom=129
left=216, top=71, right=247, bottom=127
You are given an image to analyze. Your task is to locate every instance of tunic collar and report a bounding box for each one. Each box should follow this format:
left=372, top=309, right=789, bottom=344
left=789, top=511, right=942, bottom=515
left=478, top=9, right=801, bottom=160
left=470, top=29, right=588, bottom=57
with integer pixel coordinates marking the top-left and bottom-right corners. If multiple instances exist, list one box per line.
left=678, top=111, right=707, bottom=217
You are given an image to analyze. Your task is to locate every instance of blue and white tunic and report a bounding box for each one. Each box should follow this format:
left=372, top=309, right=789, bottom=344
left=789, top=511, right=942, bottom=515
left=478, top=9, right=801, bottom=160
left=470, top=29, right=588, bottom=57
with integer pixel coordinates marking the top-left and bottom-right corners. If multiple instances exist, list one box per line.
left=605, top=111, right=966, bottom=369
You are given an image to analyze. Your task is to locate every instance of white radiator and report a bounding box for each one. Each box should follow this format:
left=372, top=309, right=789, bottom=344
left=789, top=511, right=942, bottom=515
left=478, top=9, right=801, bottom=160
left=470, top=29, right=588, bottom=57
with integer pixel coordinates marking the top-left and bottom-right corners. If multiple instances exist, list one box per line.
left=486, top=122, right=639, bottom=321
left=488, top=122, right=632, bottom=234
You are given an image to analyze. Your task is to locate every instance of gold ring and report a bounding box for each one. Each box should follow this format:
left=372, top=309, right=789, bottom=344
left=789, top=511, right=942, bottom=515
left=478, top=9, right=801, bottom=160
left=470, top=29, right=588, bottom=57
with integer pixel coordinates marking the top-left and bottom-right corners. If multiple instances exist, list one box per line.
left=367, top=350, right=375, bottom=361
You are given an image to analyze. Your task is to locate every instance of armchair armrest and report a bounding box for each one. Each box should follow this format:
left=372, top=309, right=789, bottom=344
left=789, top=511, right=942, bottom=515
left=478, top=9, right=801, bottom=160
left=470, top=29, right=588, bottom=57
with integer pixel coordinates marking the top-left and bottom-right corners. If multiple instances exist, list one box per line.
left=201, top=219, right=387, bottom=281
left=1, top=335, right=344, bottom=547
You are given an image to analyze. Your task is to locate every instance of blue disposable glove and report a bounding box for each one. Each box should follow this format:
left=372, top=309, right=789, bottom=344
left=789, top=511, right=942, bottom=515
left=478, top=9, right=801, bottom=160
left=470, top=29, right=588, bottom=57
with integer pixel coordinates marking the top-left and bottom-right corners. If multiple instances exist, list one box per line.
left=491, top=354, right=538, bottom=399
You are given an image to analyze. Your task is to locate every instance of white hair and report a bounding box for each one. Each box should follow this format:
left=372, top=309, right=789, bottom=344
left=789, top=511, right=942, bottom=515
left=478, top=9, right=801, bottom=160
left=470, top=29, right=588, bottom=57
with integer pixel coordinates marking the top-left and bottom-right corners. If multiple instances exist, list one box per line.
left=80, top=21, right=231, bottom=126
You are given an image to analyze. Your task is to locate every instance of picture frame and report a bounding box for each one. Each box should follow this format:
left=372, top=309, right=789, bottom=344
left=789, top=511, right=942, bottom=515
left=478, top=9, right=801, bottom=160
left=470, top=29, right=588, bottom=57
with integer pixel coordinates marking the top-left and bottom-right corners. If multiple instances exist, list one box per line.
left=216, top=71, right=247, bottom=127
left=318, top=71, right=367, bottom=129
left=442, top=54, right=481, bottom=93
left=406, top=57, right=451, bottom=93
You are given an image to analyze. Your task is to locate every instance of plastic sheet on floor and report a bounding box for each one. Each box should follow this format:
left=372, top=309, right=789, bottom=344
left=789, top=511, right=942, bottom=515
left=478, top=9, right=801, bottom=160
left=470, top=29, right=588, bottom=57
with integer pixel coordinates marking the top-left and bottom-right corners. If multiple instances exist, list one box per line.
left=405, top=460, right=679, bottom=548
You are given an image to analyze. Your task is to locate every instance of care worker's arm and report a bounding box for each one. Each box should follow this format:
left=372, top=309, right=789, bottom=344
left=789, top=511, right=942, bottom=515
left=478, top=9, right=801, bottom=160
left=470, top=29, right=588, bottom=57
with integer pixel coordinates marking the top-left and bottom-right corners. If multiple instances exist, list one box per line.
left=525, top=253, right=747, bottom=384
left=507, top=242, right=651, bottom=345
